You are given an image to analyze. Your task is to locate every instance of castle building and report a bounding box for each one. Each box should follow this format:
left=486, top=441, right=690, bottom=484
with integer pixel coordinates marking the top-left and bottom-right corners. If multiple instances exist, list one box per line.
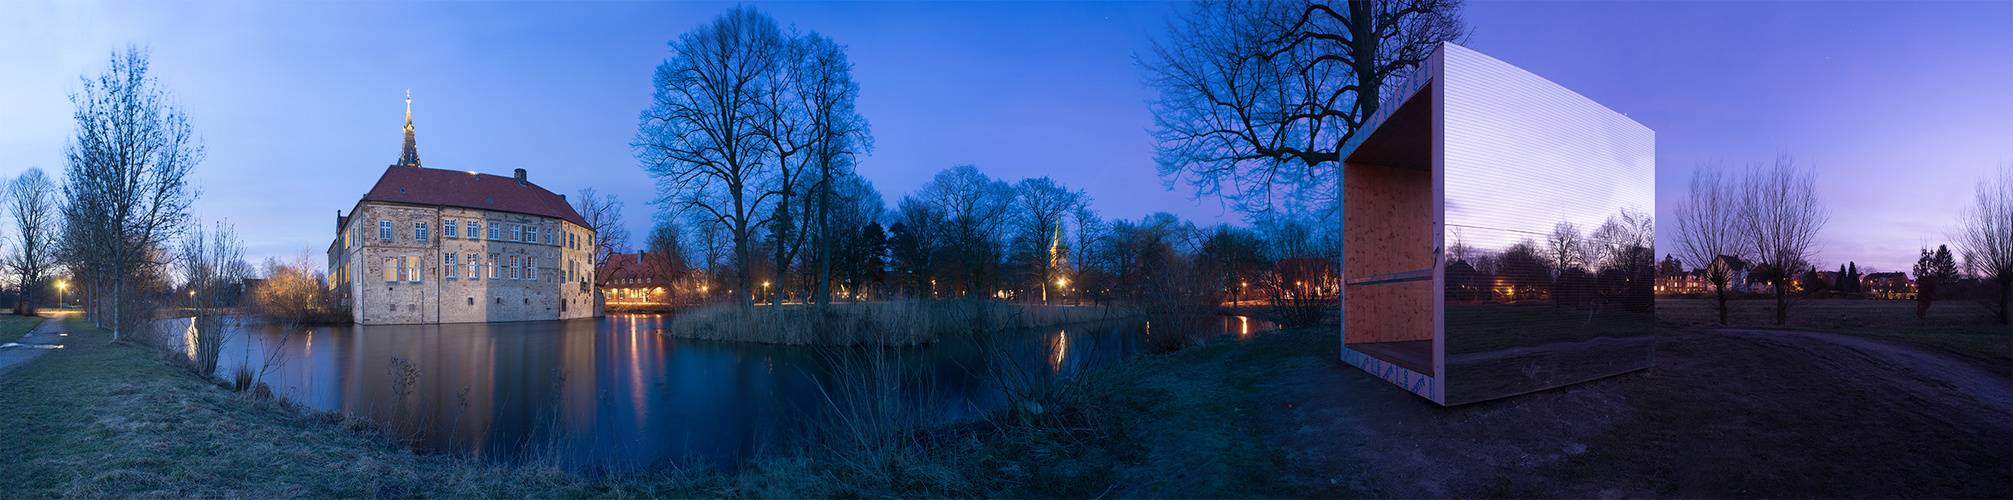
left=328, top=94, right=602, bottom=324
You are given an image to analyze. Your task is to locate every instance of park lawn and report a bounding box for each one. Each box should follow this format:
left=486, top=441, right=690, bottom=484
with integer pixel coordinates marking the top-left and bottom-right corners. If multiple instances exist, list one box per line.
left=1090, top=324, right=2009, bottom=498
left=1657, top=297, right=2010, bottom=377
left=0, top=313, right=46, bottom=338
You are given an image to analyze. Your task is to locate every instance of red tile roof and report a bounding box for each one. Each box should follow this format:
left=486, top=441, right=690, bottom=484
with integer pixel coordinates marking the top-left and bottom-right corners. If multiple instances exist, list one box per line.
left=598, top=251, right=675, bottom=287
left=360, top=165, right=589, bottom=228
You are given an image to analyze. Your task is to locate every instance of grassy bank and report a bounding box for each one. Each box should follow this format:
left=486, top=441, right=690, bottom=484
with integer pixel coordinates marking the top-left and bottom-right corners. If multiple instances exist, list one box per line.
left=0, top=317, right=727, bottom=497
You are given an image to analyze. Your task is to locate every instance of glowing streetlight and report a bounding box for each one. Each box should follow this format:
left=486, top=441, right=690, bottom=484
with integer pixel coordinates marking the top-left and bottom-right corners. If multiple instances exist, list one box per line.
left=57, top=280, right=66, bottom=309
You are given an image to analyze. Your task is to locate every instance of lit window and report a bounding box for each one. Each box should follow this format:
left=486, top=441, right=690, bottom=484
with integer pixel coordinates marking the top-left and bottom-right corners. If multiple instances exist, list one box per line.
left=468, top=221, right=480, bottom=239
left=445, top=253, right=458, bottom=278
left=489, top=253, right=500, bottom=279
left=444, top=220, right=458, bottom=238
left=415, top=222, right=429, bottom=243
left=467, top=253, right=480, bottom=280
left=509, top=255, right=520, bottom=280
left=406, top=256, right=422, bottom=283
left=383, top=258, right=396, bottom=282
left=527, top=257, right=538, bottom=280
left=379, top=220, right=392, bottom=241
left=489, top=223, right=501, bottom=240
left=512, top=225, right=523, bottom=242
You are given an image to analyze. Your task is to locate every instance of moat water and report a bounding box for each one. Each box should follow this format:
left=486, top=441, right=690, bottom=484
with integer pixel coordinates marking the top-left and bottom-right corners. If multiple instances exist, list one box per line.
left=197, top=309, right=1277, bottom=472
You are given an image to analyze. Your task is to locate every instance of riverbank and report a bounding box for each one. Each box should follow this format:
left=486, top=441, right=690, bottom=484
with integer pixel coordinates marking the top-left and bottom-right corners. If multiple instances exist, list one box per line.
left=0, top=316, right=719, bottom=497
left=2, top=313, right=2004, bottom=497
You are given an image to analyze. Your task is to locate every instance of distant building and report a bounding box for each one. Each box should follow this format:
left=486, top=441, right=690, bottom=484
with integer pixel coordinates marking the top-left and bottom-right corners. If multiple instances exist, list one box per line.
left=327, top=95, right=601, bottom=324
left=1863, top=272, right=1913, bottom=299
left=600, top=251, right=680, bottom=305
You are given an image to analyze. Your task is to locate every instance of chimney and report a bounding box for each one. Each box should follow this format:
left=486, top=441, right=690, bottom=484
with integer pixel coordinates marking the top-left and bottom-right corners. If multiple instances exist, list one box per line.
left=513, top=168, right=527, bottom=186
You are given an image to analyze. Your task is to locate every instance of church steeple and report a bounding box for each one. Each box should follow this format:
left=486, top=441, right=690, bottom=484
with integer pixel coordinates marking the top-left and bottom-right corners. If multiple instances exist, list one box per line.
left=395, top=90, right=422, bottom=168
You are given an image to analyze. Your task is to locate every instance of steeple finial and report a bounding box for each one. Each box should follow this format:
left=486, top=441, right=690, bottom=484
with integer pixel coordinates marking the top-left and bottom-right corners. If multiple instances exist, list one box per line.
left=396, top=90, right=421, bottom=168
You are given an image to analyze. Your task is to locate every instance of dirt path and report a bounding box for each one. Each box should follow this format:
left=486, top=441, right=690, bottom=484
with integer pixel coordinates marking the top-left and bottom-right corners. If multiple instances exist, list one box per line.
left=1094, top=326, right=2012, bottom=498
left=1711, top=328, right=2013, bottom=414
left=0, top=316, right=63, bottom=377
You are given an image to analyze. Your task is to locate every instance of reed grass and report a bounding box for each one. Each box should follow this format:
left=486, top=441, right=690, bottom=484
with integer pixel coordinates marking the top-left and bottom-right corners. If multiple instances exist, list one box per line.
left=662, top=299, right=1127, bottom=345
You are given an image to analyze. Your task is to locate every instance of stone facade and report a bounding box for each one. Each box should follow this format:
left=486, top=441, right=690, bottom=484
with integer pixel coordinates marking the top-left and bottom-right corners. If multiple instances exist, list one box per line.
left=330, top=201, right=601, bottom=324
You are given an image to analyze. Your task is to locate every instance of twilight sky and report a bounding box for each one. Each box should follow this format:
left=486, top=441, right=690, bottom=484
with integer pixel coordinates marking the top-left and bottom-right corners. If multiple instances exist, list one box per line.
left=0, top=1, right=2006, bottom=275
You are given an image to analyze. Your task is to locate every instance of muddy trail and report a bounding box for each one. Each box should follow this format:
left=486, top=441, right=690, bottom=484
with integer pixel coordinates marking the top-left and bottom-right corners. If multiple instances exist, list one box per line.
left=1092, top=326, right=2012, bottom=498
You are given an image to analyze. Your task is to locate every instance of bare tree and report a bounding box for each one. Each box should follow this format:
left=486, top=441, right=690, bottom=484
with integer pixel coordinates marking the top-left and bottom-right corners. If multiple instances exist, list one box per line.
left=60, top=46, right=201, bottom=340
left=571, top=188, right=631, bottom=283
left=179, top=220, right=247, bottom=378
left=1674, top=163, right=1742, bottom=325
left=915, top=165, right=1015, bottom=296
left=644, top=222, right=689, bottom=304
left=636, top=7, right=789, bottom=308
left=8, top=168, right=58, bottom=315
left=1546, top=221, right=1585, bottom=272
left=1952, top=164, right=2012, bottom=324
left=1144, top=0, right=1464, bottom=214
left=1010, top=177, right=1087, bottom=303
left=1738, top=155, right=1827, bottom=325
left=797, top=33, right=872, bottom=306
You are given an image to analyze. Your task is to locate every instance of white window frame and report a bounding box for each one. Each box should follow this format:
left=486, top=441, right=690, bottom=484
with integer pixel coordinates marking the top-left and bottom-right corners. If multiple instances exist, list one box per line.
left=468, top=221, right=480, bottom=239
left=444, top=253, right=458, bottom=278
left=383, top=257, right=397, bottom=282
left=415, top=222, right=429, bottom=243
left=467, top=253, right=481, bottom=280
left=512, top=225, right=523, bottom=242
left=489, top=253, right=500, bottom=279
left=489, top=223, right=501, bottom=240
left=405, top=256, right=422, bottom=283
left=379, top=220, right=392, bottom=241
left=444, top=220, right=458, bottom=238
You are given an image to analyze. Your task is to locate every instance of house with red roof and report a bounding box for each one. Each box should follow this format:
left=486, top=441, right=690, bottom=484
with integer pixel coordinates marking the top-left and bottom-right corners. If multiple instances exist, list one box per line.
left=327, top=96, right=602, bottom=324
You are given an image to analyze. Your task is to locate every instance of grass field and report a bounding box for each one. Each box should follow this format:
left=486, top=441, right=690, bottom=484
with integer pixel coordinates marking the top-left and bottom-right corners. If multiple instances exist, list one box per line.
left=1657, top=298, right=2010, bottom=377
left=0, top=313, right=47, bottom=338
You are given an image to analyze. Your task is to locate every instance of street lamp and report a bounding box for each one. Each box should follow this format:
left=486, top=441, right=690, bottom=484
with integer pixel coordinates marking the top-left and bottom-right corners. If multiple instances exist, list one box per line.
left=57, top=280, right=66, bottom=309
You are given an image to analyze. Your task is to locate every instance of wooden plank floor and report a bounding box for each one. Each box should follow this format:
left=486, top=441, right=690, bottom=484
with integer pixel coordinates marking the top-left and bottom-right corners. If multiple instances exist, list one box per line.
left=1348, top=340, right=1434, bottom=376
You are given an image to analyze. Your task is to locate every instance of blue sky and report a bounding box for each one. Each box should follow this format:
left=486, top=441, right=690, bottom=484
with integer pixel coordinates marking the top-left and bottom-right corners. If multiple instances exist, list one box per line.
left=1, top=1, right=2007, bottom=274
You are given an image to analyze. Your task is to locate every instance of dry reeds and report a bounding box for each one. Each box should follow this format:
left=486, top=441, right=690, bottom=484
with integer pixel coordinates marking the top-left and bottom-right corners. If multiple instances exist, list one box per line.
left=662, top=299, right=1126, bottom=345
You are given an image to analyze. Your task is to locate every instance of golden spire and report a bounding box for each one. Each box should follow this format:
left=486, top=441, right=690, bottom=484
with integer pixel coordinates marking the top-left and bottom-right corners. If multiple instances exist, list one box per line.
left=396, top=90, right=421, bottom=168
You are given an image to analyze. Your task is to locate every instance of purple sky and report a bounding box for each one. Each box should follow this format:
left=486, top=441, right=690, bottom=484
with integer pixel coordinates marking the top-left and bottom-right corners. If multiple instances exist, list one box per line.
left=1, top=1, right=2006, bottom=275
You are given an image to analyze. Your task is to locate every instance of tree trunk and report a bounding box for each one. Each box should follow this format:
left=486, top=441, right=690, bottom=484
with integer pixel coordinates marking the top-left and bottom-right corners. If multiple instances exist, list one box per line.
left=1714, top=283, right=1729, bottom=325
left=1772, top=278, right=1789, bottom=325
left=1997, top=277, right=2011, bottom=325
left=815, top=169, right=833, bottom=306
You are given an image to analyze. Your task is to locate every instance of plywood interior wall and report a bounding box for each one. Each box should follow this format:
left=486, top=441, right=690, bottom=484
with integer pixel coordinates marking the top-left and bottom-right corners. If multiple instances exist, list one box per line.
left=1345, top=280, right=1433, bottom=343
left=1343, top=161, right=1434, bottom=344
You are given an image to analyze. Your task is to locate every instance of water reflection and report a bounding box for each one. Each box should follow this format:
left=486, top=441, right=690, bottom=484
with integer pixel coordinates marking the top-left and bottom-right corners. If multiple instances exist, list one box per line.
left=203, top=313, right=1277, bottom=471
